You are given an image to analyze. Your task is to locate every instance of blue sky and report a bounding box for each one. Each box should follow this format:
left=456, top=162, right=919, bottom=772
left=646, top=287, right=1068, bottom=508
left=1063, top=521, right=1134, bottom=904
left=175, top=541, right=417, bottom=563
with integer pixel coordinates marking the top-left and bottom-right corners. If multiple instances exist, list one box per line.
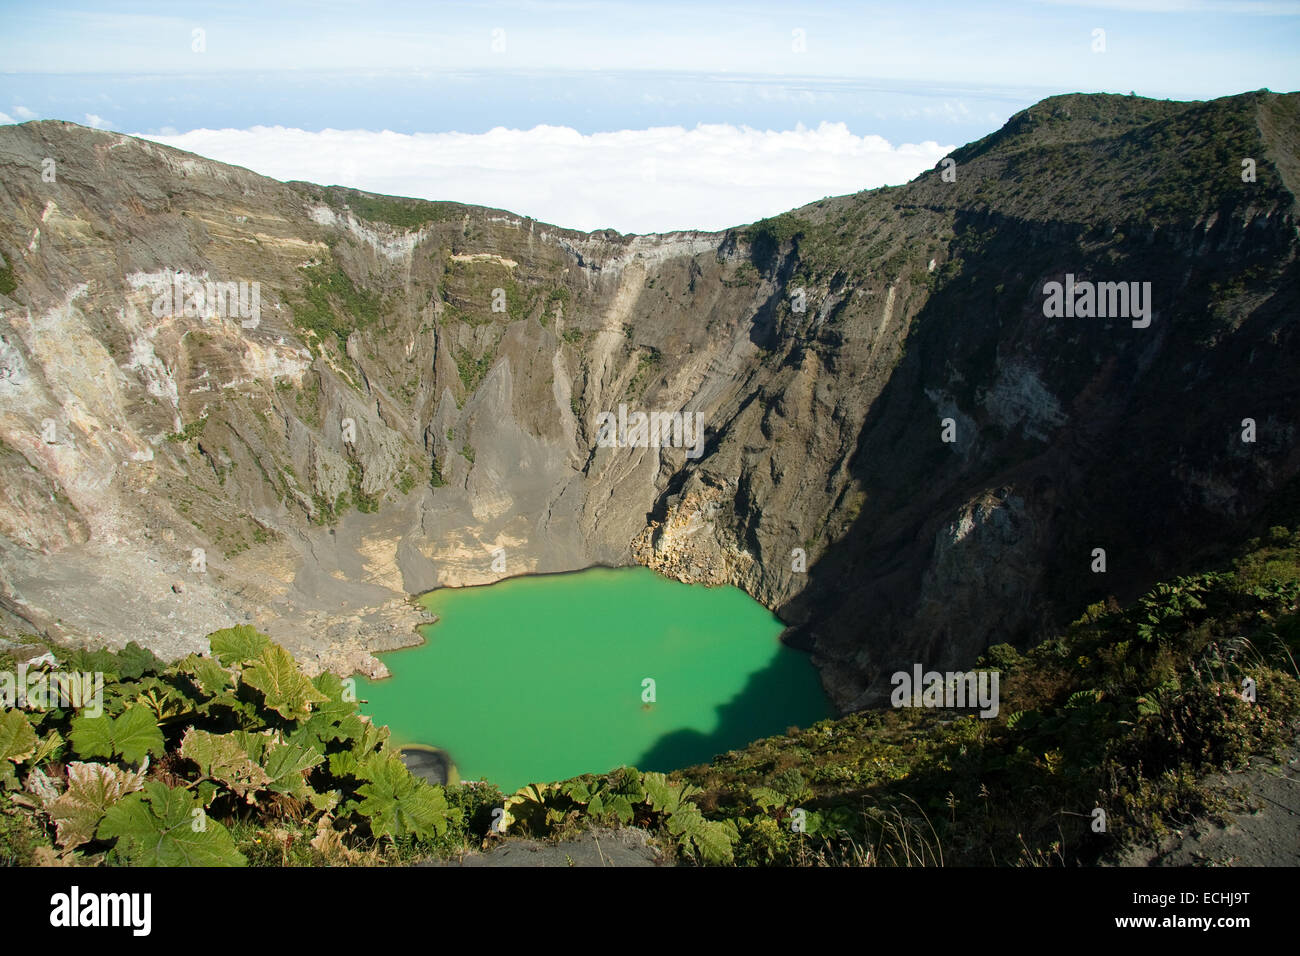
left=2, top=0, right=1296, bottom=231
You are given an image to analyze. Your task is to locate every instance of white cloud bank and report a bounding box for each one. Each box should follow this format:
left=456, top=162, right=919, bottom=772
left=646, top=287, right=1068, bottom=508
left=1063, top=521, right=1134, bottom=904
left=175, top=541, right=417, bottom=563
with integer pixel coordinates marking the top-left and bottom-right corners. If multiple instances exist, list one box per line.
left=137, top=124, right=954, bottom=234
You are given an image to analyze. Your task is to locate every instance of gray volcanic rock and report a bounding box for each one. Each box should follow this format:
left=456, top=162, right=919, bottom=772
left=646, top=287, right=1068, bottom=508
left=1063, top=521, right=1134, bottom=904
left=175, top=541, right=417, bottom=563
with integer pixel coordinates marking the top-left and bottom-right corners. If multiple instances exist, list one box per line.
left=0, top=91, right=1297, bottom=711
left=397, top=746, right=451, bottom=786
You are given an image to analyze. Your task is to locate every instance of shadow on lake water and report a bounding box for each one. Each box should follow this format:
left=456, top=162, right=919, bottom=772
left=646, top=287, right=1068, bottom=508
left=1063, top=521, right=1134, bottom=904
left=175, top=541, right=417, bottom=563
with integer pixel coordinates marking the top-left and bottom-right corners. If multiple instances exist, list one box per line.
left=632, top=648, right=831, bottom=775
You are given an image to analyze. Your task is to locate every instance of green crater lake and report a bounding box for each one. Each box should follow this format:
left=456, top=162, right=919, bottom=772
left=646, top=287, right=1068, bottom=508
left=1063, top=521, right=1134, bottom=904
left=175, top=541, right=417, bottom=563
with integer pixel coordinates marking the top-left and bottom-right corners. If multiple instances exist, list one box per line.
left=358, top=566, right=832, bottom=792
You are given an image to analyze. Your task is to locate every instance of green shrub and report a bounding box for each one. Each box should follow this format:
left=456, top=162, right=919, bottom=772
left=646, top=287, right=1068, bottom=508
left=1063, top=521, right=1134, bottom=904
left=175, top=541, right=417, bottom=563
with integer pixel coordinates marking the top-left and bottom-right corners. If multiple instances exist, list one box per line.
left=429, top=457, right=447, bottom=489
left=291, top=264, right=383, bottom=345
left=165, top=416, right=208, bottom=443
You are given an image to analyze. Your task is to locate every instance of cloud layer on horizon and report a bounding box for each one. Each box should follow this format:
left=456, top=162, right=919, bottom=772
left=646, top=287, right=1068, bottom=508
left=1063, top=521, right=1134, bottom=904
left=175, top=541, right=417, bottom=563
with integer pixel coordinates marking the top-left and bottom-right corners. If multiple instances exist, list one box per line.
left=137, top=123, right=954, bottom=234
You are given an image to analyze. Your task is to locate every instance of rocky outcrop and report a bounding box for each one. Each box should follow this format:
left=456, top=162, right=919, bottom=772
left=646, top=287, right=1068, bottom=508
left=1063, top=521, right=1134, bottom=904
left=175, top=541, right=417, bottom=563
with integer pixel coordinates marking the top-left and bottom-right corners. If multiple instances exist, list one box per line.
left=0, top=91, right=1297, bottom=712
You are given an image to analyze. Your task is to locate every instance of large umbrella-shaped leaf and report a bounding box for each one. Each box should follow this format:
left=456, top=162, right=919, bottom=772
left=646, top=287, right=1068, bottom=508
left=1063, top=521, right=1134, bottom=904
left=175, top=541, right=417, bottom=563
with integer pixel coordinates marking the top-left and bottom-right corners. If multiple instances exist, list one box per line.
left=180, top=728, right=271, bottom=802
left=69, top=707, right=164, bottom=764
left=97, top=780, right=245, bottom=866
left=48, top=761, right=147, bottom=849
left=0, top=710, right=37, bottom=765
left=355, top=752, right=456, bottom=841
left=240, top=644, right=327, bottom=721
left=207, top=625, right=270, bottom=667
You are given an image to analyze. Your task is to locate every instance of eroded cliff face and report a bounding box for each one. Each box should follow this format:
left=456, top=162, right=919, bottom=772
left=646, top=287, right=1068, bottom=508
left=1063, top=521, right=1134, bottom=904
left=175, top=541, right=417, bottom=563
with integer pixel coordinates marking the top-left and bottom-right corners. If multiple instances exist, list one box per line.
left=1, top=91, right=1297, bottom=709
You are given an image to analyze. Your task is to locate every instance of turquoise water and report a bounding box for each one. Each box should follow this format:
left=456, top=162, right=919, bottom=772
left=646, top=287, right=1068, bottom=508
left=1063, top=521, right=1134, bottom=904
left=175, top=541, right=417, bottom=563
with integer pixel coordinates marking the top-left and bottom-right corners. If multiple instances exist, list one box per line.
left=357, top=566, right=831, bottom=792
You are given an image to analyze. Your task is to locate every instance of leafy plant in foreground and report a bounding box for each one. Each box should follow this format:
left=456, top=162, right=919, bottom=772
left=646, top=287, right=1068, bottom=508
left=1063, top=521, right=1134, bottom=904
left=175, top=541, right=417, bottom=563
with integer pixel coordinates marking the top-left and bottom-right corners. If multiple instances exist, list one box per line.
left=1, top=625, right=462, bottom=865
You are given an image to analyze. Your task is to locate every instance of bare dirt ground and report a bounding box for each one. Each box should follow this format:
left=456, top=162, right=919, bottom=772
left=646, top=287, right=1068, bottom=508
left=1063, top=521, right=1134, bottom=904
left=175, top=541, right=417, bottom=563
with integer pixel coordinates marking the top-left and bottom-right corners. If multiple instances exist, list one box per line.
left=1106, top=732, right=1300, bottom=867
left=430, top=827, right=665, bottom=867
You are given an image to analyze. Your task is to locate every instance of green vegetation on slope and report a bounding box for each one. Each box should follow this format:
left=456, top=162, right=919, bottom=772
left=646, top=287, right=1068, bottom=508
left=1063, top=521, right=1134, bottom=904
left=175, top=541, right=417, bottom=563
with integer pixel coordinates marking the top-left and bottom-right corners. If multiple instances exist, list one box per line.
left=429, top=455, right=447, bottom=489
left=742, top=213, right=806, bottom=273
left=290, top=264, right=383, bottom=345
left=287, top=182, right=464, bottom=231
left=332, top=188, right=462, bottom=231
left=165, top=415, right=208, bottom=444
left=454, top=345, right=496, bottom=394
left=664, top=526, right=1300, bottom=865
